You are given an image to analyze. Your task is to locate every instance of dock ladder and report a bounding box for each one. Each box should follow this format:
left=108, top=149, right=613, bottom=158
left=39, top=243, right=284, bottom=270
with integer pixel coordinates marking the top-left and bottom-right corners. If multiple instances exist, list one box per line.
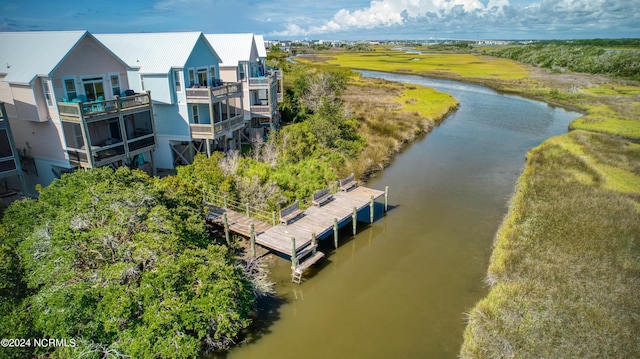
left=291, top=245, right=325, bottom=284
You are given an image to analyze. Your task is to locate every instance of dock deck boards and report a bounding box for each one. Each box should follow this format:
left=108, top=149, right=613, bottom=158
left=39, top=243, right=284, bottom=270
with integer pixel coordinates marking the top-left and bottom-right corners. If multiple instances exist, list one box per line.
left=205, top=186, right=385, bottom=257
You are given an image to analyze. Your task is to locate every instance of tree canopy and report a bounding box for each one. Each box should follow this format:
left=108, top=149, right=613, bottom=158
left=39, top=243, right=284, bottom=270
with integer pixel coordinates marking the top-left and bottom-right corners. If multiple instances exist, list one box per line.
left=0, top=167, right=254, bottom=359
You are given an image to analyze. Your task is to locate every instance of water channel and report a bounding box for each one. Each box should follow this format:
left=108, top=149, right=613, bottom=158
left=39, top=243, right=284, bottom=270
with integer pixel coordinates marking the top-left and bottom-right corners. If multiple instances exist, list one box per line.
left=221, top=71, right=581, bottom=358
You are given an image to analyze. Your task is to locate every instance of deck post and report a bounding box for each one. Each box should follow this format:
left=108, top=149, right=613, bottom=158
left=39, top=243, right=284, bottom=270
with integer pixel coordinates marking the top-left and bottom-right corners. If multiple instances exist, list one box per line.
left=370, top=195, right=375, bottom=223
left=223, top=196, right=228, bottom=209
left=246, top=202, right=250, bottom=217
left=352, top=207, right=357, bottom=236
left=223, top=213, right=230, bottom=244
left=250, top=223, right=256, bottom=258
left=312, top=232, right=317, bottom=255
left=291, top=237, right=297, bottom=268
left=272, top=211, right=276, bottom=225
left=385, top=186, right=389, bottom=212
left=333, top=218, right=339, bottom=249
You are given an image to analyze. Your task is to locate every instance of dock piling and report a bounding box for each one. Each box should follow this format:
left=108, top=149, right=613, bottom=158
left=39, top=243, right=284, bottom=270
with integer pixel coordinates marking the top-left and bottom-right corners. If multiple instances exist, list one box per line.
left=352, top=207, right=357, bottom=236
left=334, top=218, right=338, bottom=249
left=223, top=213, right=230, bottom=244
left=291, top=237, right=297, bottom=268
left=370, top=195, right=375, bottom=223
left=385, top=186, right=389, bottom=212
left=250, top=223, right=256, bottom=258
left=312, top=232, right=317, bottom=255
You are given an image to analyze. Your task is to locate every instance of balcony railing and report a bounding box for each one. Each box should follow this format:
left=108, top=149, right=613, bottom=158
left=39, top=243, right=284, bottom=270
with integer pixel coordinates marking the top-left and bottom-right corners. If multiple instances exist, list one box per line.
left=189, top=115, right=246, bottom=140
left=248, top=75, right=276, bottom=90
left=185, top=83, right=242, bottom=103
left=58, top=93, right=151, bottom=122
left=67, top=134, right=156, bottom=168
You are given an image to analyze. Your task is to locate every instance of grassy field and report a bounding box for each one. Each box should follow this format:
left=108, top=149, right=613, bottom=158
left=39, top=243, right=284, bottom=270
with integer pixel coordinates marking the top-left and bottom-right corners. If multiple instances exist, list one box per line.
left=342, top=76, right=458, bottom=178
left=299, top=48, right=640, bottom=358
left=461, top=131, right=640, bottom=358
left=298, top=51, right=530, bottom=81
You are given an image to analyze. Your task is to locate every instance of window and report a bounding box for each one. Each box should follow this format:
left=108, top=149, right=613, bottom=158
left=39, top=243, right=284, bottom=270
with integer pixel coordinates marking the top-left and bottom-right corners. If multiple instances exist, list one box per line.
left=196, top=68, right=207, bottom=86
left=238, top=65, right=246, bottom=81
left=82, top=77, right=105, bottom=101
left=110, top=74, right=121, bottom=97
left=42, top=79, right=53, bottom=107
left=188, top=69, right=195, bottom=87
left=192, top=105, right=199, bottom=124
left=174, top=70, right=182, bottom=92
left=63, top=78, right=77, bottom=101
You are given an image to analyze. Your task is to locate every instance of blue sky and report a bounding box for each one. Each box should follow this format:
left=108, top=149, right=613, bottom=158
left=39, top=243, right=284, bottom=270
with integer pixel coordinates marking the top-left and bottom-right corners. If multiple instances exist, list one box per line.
left=2, top=0, right=639, bottom=40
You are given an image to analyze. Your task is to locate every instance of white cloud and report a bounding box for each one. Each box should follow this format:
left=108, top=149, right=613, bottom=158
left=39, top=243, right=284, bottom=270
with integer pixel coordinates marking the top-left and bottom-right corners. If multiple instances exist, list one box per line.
left=273, top=0, right=508, bottom=36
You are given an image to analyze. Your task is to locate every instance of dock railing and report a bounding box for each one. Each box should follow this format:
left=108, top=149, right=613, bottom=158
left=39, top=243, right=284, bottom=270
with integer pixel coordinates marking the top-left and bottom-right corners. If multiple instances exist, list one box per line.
left=203, top=190, right=276, bottom=225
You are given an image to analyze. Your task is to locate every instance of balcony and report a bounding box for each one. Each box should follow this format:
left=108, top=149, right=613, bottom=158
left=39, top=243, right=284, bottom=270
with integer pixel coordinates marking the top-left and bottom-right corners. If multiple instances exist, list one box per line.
left=59, top=94, right=157, bottom=169
left=58, top=93, right=152, bottom=123
left=190, top=116, right=245, bottom=141
left=248, top=74, right=276, bottom=91
left=185, top=83, right=242, bottom=104
left=267, top=69, right=284, bottom=102
left=0, top=105, right=19, bottom=177
left=66, top=133, right=156, bottom=168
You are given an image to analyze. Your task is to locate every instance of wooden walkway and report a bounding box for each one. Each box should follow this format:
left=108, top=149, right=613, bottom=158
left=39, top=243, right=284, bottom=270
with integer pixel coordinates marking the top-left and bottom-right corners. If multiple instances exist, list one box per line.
left=205, top=186, right=386, bottom=269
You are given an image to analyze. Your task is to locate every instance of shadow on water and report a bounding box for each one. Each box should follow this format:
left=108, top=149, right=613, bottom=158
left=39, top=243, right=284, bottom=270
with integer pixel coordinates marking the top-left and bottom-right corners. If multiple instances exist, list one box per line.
left=203, top=294, right=289, bottom=359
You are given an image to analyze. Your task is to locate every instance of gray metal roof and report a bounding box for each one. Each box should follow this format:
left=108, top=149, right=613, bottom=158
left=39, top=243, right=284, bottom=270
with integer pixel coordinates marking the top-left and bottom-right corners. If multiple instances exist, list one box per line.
left=205, top=33, right=257, bottom=67
left=0, top=31, right=88, bottom=85
left=254, top=35, right=267, bottom=58
left=95, top=32, right=218, bottom=74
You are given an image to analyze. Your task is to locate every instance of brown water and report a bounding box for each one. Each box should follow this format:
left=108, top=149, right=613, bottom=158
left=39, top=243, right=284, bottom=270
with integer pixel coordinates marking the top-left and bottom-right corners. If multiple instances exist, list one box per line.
left=217, top=72, right=581, bottom=358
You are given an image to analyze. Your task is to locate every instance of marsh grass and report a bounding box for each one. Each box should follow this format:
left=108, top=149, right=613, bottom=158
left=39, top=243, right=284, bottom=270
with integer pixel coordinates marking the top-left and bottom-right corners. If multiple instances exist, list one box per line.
left=339, top=76, right=457, bottom=178
left=300, top=48, right=640, bottom=142
left=297, top=51, right=531, bottom=81
left=461, top=130, right=640, bottom=359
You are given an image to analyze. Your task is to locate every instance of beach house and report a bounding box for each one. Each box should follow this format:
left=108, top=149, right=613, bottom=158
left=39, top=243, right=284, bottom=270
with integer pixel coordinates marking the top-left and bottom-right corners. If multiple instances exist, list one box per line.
left=0, top=31, right=157, bottom=193
left=96, top=32, right=245, bottom=169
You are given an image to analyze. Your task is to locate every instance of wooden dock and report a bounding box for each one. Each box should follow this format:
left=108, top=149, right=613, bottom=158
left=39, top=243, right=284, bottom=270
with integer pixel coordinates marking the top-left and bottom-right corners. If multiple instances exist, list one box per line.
left=205, top=185, right=387, bottom=282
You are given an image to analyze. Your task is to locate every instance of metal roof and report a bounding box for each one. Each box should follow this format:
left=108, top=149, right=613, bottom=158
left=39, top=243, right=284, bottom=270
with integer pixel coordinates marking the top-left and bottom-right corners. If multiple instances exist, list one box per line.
left=0, top=31, right=89, bottom=85
left=95, top=32, right=218, bottom=74
left=205, top=33, right=257, bottom=67
left=254, top=35, right=267, bottom=58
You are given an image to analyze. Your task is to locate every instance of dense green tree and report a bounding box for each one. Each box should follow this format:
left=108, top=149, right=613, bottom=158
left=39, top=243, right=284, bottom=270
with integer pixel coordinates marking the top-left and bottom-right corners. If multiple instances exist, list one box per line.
left=1, top=167, right=254, bottom=358
left=486, top=44, right=640, bottom=80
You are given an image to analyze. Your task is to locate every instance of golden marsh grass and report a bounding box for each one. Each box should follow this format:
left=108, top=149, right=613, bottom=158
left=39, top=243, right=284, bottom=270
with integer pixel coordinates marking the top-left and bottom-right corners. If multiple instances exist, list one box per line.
left=461, top=130, right=640, bottom=359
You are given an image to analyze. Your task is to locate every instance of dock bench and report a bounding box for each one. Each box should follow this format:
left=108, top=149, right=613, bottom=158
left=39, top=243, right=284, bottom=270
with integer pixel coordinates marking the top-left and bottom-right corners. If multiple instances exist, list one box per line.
left=280, top=202, right=303, bottom=225
left=312, top=188, right=333, bottom=207
left=339, top=173, right=358, bottom=192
